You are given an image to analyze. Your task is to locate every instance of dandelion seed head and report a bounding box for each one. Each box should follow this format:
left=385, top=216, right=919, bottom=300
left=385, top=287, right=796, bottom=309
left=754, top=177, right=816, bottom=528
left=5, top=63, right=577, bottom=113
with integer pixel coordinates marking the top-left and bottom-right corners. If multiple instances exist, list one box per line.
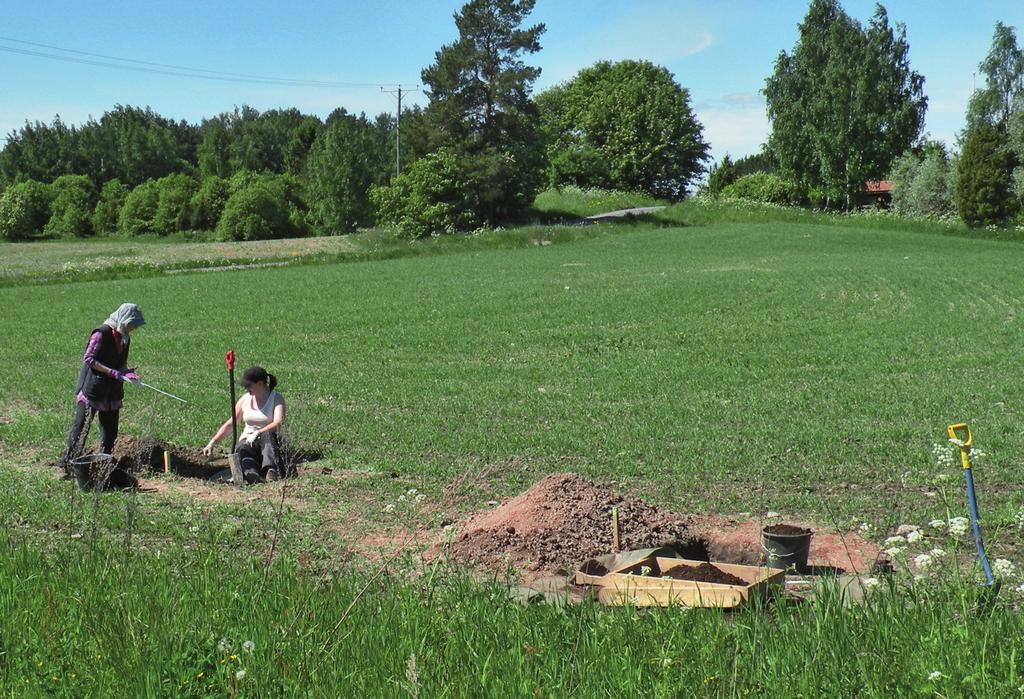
left=217, top=638, right=231, bottom=654
left=235, top=670, right=246, bottom=681
left=242, top=640, right=255, bottom=653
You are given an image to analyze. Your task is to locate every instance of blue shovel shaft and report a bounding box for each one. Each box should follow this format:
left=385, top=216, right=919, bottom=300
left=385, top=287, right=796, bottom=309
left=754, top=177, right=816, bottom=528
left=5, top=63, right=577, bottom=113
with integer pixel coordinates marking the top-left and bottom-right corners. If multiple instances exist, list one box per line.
left=963, top=467, right=995, bottom=586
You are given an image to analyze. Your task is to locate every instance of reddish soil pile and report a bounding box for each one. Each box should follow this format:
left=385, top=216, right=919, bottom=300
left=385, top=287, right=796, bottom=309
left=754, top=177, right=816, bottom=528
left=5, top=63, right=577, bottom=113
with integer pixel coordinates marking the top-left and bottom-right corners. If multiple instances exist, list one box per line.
left=438, top=473, right=705, bottom=574
left=107, top=436, right=219, bottom=479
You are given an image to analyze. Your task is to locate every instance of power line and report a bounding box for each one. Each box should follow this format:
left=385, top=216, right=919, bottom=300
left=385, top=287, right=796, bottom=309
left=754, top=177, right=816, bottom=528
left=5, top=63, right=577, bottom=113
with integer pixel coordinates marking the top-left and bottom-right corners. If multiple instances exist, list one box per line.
left=0, top=35, right=404, bottom=88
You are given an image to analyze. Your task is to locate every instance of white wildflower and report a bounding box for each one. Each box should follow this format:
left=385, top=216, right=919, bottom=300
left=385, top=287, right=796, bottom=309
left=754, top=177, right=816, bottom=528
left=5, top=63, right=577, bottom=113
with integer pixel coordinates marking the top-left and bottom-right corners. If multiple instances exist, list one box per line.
left=858, top=522, right=875, bottom=536
left=766, top=511, right=780, bottom=518
left=884, top=547, right=903, bottom=558
left=242, top=640, right=255, bottom=653
left=928, top=519, right=946, bottom=530
left=640, top=565, right=653, bottom=577
left=1015, top=507, right=1024, bottom=530
left=235, top=669, right=246, bottom=681
left=914, top=554, right=933, bottom=569
left=415, top=493, right=426, bottom=503
left=217, top=638, right=231, bottom=653
left=948, top=517, right=969, bottom=536
left=383, top=503, right=396, bottom=514
left=896, top=524, right=920, bottom=536
left=1016, top=583, right=1024, bottom=594
left=862, top=577, right=879, bottom=589
left=927, top=671, right=943, bottom=681
left=994, top=559, right=1016, bottom=577
left=407, top=488, right=418, bottom=497
left=884, top=536, right=905, bottom=546
left=906, top=530, right=923, bottom=544
left=930, top=548, right=946, bottom=558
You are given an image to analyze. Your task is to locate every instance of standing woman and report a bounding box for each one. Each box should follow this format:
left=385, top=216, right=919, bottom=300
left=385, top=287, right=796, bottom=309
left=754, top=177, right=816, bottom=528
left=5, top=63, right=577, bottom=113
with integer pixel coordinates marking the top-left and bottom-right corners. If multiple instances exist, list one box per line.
left=59, top=303, right=145, bottom=475
left=203, top=366, right=286, bottom=483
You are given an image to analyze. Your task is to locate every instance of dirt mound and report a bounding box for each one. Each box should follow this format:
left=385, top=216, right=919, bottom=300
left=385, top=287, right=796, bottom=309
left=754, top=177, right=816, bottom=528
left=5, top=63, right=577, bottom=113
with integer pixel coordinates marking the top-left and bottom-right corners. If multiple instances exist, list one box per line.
left=107, top=435, right=219, bottom=479
left=438, top=473, right=704, bottom=575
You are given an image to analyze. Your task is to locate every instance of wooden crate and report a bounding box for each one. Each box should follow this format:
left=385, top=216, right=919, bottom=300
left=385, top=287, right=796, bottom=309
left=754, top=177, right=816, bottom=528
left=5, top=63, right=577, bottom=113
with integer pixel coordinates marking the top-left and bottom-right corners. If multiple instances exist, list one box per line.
left=579, top=557, right=785, bottom=609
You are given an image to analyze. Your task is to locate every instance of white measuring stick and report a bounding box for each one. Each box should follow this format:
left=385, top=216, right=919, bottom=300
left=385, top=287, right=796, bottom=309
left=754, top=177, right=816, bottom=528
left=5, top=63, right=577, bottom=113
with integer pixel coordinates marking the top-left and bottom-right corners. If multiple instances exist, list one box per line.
left=134, top=380, right=188, bottom=404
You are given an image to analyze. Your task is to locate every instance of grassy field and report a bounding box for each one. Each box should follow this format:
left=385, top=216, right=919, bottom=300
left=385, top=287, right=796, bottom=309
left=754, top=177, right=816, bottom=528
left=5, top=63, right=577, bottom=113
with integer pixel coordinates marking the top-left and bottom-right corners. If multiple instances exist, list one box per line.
left=2, top=203, right=1024, bottom=695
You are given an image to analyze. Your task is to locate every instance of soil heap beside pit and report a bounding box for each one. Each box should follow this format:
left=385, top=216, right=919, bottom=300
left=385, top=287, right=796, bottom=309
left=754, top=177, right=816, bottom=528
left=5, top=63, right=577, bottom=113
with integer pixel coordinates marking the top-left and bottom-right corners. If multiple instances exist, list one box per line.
left=439, top=473, right=703, bottom=575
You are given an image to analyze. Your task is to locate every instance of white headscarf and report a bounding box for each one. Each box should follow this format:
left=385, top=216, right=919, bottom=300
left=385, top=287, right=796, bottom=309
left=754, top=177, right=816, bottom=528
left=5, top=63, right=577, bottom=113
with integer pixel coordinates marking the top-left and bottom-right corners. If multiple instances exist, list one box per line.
left=104, top=303, right=145, bottom=337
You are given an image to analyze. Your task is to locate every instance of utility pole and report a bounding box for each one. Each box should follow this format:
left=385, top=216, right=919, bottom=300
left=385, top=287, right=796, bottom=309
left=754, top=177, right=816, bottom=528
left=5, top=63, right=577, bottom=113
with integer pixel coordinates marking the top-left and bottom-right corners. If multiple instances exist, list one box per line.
left=382, top=84, right=419, bottom=177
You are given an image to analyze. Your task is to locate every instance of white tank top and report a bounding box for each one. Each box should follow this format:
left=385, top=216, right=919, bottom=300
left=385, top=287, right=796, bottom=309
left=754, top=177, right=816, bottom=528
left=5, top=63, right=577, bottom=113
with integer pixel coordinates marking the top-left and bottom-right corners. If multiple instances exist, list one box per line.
left=239, top=391, right=282, bottom=442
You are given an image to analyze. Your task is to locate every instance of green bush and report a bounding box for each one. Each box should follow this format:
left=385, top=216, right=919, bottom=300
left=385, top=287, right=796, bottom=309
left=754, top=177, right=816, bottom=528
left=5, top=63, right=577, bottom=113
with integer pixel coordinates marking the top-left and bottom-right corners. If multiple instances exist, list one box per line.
left=546, top=148, right=612, bottom=191
left=152, top=173, right=198, bottom=235
left=91, top=180, right=129, bottom=235
left=956, top=124, right=1015, bottom=226
left=187, top=176, right=230, bottom=230
left=720, top=173, right=802, bottom=206
left=118, top=180, right=160, bottom=236
left=371, top=148, right=479, bottom=239
left=0, top=180, right=52, bottom=240
left=44, top=175, right=96, bottom=237
left=216, top=181, right=292, bottom=241
left=889, top=148, right=955, bottom=219
left=705, top=155, right=738, bottom=197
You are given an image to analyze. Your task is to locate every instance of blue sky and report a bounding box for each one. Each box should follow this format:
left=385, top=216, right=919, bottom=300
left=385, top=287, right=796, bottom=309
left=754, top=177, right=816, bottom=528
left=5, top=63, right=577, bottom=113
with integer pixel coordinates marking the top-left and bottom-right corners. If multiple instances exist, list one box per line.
left=2, top=1, right=1023, bottom=163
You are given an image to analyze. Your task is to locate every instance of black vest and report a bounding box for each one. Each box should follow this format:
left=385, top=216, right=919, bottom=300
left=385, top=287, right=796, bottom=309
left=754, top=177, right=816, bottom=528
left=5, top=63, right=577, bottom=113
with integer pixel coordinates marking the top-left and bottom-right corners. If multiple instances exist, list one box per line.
left=75, top=325, right=130, bottom=404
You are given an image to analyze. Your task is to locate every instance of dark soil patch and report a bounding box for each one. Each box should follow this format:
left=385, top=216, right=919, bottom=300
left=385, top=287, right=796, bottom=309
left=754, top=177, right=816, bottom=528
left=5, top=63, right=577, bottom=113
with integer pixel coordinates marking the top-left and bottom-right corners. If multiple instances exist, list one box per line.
left=106, top=435, right=219, bottom=479
left=764, top=523, right=811, bottom=536
left=434, top=473, right=707, bottom=575
left=662, top=562, right=746, bottom=585
left=619, top=560, right=747, bottom=585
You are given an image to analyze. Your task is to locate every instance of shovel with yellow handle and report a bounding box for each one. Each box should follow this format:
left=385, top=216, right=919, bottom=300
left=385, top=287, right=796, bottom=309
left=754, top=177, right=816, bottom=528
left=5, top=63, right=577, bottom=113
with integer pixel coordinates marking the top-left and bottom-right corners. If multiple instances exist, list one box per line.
left=946, top=423, right=996, bottom=587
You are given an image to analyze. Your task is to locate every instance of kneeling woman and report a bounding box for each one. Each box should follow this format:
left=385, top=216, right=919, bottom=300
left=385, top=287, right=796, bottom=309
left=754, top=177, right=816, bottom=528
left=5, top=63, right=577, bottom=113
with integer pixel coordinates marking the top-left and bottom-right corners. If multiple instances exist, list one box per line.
left=203, top=367, right=286, bottom=482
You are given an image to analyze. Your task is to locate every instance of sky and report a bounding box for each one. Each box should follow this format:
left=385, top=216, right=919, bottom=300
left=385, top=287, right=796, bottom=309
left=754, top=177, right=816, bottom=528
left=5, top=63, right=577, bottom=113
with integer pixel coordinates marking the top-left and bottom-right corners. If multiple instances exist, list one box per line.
left=2, top=1, right=1023, bottom=164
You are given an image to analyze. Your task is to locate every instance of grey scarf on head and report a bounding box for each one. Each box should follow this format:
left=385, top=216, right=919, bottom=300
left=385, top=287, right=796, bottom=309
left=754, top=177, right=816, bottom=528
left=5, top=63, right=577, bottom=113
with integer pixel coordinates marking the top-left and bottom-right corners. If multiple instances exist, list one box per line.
left=104, top=303, right=145, bottom=336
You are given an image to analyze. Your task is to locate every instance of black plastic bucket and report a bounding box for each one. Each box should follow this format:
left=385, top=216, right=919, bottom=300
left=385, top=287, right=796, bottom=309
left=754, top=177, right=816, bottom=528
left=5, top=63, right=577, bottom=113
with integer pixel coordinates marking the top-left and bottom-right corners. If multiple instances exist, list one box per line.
left=761, top=524, right=812, bottom=573
left=70, top=453, right=115, bottom=491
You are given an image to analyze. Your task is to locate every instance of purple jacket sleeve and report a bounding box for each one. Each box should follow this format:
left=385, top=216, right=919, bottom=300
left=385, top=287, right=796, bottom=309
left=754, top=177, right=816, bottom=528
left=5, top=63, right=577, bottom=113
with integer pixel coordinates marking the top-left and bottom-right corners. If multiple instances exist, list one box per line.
left=82, top=331, right=104, bottom=369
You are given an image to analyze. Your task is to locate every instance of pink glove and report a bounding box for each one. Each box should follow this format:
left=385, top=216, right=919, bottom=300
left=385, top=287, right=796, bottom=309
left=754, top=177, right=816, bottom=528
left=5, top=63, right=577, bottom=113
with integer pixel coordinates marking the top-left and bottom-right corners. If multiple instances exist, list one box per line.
left=124, top=370, right=140, bottom=384
left=109, top=369, right=125, bottom=381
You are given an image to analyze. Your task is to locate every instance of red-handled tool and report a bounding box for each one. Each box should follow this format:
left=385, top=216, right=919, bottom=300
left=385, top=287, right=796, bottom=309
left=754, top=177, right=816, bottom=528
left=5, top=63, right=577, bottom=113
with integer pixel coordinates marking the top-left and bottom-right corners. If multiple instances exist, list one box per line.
left=226, top=350, right=238, bottom=451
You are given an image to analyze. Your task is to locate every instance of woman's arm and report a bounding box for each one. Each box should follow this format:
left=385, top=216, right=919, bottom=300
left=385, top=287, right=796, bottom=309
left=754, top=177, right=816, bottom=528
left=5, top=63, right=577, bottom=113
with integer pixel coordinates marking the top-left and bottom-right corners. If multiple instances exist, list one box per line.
left=202, top=398, right=246, bottom=454
left=253, top=397, right=286, bottom=439
left=83, top=331, right=122, bottom=378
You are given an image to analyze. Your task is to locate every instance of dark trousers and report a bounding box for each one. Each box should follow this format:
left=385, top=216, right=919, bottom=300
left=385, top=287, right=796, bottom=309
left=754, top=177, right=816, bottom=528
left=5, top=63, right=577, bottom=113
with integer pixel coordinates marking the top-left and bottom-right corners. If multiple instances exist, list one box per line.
left=234, top=432, right=280, bottom=476
left=61, top=403, right=119, bottom=469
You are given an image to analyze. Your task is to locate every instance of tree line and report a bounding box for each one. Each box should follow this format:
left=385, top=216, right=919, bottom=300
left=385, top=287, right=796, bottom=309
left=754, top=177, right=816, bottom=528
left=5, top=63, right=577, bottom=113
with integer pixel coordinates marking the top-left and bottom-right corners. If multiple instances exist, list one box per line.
left=706, top=0, right=1024, bottom=229
left=0, top=0, right=709, bottom=241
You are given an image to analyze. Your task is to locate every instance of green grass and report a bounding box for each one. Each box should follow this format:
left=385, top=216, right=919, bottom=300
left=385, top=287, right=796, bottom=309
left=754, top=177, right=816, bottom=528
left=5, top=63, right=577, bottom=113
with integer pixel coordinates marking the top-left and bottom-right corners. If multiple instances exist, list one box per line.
left=3, top=208, right=1024, bottom=695
left=2, top=528, right=1022, bottom=697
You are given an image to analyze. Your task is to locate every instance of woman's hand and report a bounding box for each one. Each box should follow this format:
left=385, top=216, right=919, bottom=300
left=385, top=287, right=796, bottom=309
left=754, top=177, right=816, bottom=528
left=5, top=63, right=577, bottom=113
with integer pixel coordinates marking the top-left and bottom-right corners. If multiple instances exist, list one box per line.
left=201, top=441, right=216, bottom=458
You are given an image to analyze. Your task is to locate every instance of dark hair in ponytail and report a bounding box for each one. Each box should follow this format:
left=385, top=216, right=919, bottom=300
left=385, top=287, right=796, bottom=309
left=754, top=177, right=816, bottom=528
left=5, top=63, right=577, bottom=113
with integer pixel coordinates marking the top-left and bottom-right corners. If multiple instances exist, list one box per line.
left=241, top=366, right=277, bottom=391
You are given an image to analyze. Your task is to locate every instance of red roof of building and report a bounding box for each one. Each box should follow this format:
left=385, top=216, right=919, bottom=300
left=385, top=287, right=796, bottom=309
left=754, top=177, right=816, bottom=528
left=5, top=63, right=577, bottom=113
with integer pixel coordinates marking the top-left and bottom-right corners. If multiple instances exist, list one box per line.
left=865, top=180, right=893, bottom=194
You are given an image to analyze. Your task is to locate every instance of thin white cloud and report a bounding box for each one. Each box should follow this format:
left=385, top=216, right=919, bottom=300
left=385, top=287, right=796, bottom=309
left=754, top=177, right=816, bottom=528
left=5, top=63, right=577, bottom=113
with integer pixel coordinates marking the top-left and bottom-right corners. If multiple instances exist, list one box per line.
left=697, top=101, right=770, bottom=162
left=539, top=12, right=715, bottom=88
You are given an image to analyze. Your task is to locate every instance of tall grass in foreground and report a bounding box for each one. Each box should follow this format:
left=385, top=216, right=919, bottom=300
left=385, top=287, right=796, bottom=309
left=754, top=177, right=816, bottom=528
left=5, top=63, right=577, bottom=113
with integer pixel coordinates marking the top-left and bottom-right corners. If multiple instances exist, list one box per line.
left=2, top=527, right=1022, bottom=697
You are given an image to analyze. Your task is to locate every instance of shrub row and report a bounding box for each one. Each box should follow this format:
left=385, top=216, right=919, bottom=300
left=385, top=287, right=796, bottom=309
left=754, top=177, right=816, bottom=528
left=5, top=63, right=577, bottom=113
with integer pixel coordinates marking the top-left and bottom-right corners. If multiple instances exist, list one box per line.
left=0, top=171, right=312, bottom=241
